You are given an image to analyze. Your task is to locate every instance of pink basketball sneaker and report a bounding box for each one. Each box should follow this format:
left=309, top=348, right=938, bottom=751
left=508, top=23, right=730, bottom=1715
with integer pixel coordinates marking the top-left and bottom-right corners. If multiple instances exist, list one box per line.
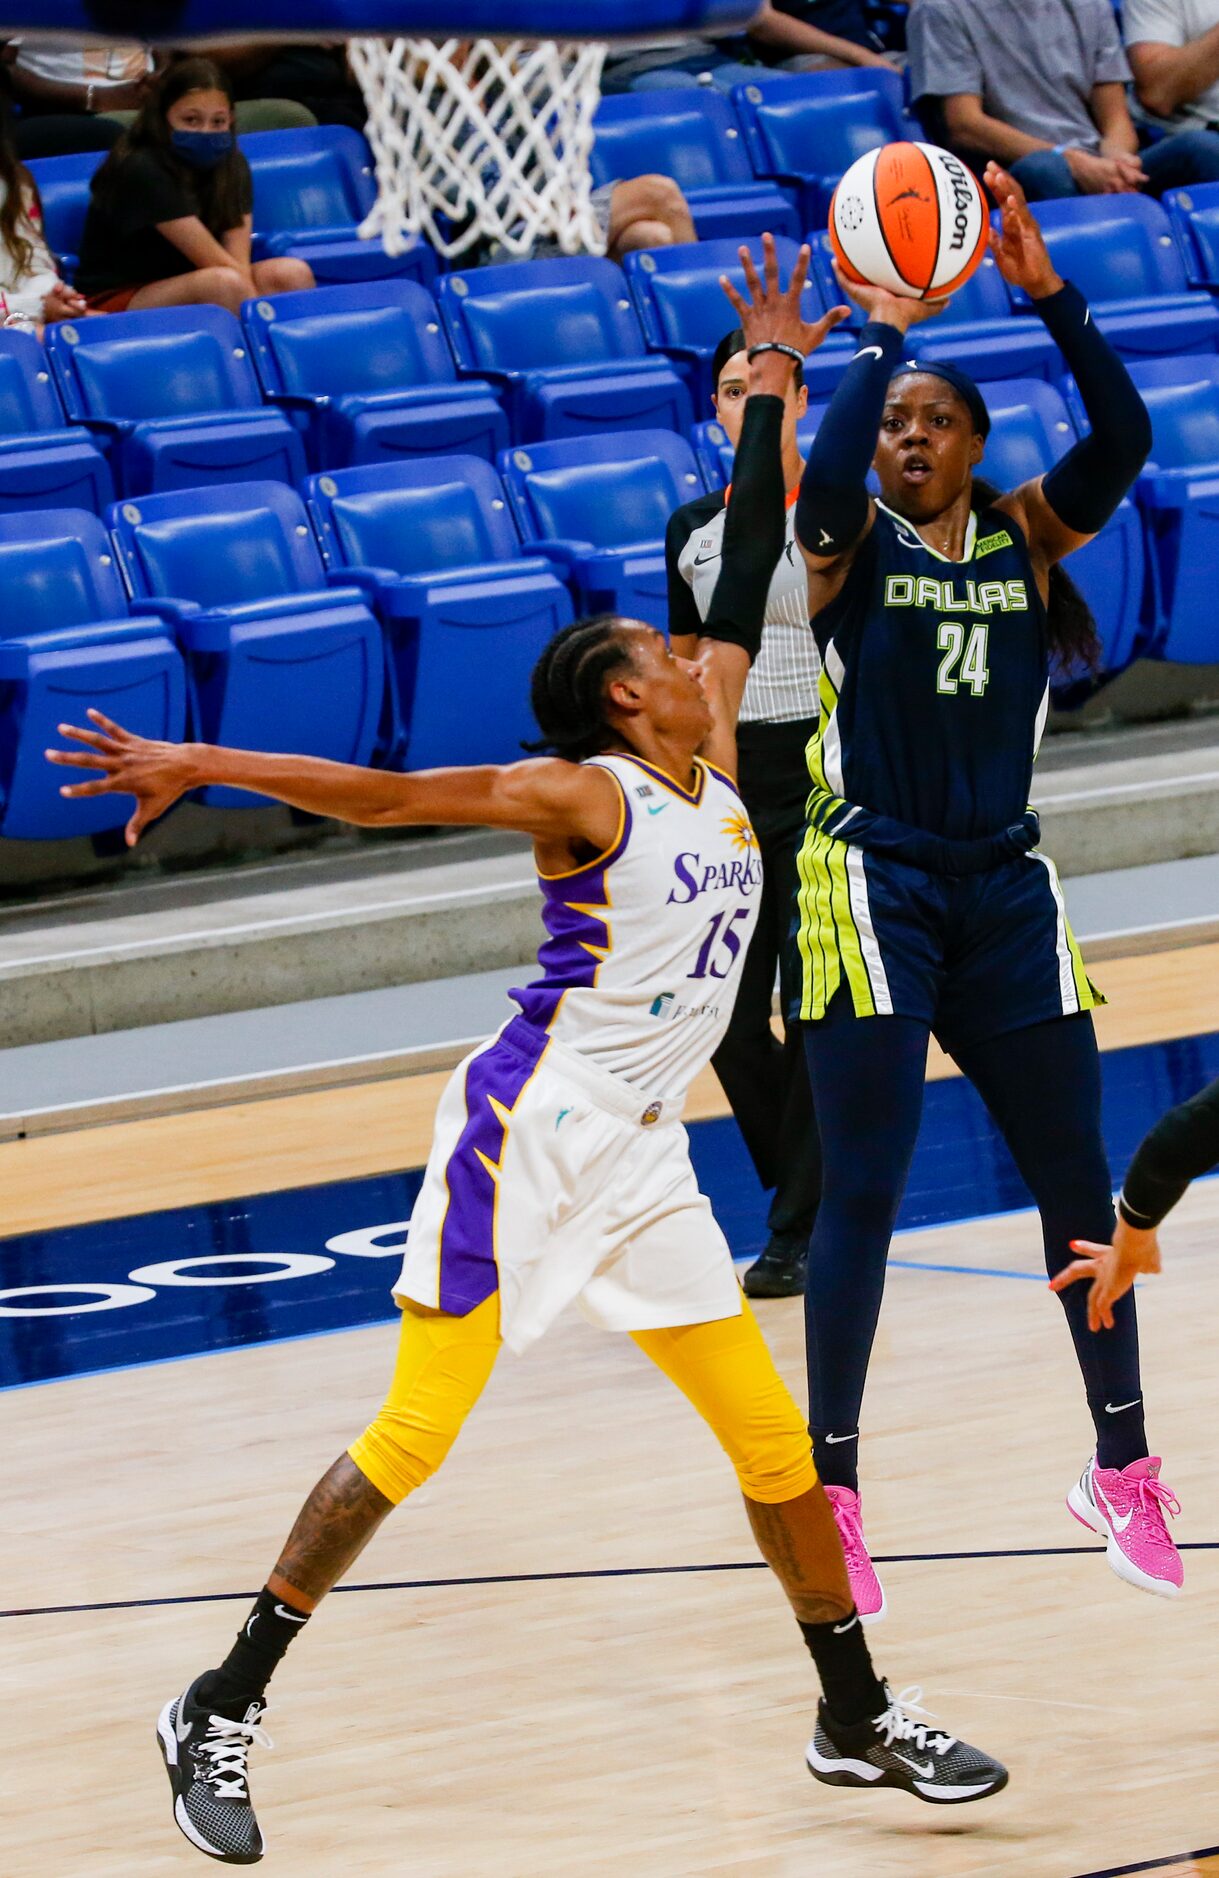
left=824, top=1485, right=887, bottom=1622
left=1067, top=1455, right=1183, bottom=1598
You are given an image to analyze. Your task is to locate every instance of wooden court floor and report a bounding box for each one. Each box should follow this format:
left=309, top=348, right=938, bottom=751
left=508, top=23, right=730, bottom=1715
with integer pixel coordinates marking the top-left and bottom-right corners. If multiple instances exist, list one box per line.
left=5, top=941, right=1219, bottom=1877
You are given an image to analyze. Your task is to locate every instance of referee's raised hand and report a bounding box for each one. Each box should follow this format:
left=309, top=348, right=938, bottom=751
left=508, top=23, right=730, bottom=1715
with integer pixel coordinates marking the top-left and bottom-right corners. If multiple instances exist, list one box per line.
left=719, top=230, right=850, bottom=363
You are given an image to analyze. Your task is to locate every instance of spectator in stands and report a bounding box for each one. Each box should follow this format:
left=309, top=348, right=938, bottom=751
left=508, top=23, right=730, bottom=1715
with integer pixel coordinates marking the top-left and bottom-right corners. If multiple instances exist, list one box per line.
left=1123, top=0, right=1219, bottom=133
left=75, top=59, right=315, bottom=313
left=909, top=0, right=1219, bottom=199
left=203, top=41, right=368, bottom=132
left=0, top=106, right=89, bottom=332
left=4, top=39, right=316, bottom=161
left=603, top=3, right=897, bottom=91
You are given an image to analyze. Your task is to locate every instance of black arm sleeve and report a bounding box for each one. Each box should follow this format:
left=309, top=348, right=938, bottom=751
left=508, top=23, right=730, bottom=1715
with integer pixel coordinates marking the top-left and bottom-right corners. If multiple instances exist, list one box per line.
left=665, top=506, right=706, bottom=643
left=1037, top=279, right=1153, bottom=536
left=700, top=391, right=786, bottom=663
left=1118, top=1073, right=1219, bottom=1229
left=794, top=319, right=904, bottom=559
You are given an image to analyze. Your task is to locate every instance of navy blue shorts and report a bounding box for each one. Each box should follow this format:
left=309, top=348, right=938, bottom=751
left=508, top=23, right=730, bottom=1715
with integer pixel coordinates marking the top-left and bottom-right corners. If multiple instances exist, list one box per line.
left=790, top=838, right=1101, bottom=1054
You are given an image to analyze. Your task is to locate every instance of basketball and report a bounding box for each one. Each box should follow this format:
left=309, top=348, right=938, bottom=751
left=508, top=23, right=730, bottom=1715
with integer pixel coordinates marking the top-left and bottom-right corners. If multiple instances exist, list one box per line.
left=828, top=141, right=989, bottom=301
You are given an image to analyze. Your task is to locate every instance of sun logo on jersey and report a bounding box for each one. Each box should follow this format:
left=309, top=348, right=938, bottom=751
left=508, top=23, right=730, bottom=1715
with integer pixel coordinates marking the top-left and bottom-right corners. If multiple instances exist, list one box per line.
left=721, top=810, right=756, bottom=854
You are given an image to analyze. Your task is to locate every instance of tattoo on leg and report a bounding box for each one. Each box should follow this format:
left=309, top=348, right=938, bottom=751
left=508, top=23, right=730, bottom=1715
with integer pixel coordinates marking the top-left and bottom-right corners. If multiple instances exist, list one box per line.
left=745, top=1487, right=853, bottom=1626
left=267, top=1455, right=394, bottom=1610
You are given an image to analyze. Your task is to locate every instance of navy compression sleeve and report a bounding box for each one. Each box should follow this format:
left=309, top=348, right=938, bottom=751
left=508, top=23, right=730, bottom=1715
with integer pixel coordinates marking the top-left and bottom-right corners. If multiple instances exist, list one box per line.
left=1037, top=280, right=1152, bottom=535
left=701, top=390, right=786, bottom=662
left=795, top=320, right=904, bottom=559
left=1118, top=1074, right=1219, bottom=1229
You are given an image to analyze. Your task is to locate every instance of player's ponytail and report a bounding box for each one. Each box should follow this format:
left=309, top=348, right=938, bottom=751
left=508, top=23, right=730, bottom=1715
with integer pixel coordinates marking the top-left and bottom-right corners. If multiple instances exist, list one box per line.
left=972, top=477, right=1101, bottom=674
left=524, top=616, right=636, bottom=762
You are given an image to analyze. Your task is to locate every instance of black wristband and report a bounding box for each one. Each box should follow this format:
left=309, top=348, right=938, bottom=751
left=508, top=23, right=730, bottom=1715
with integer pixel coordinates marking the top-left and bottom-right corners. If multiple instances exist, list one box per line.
left=746, top=342, right=805, bottom=366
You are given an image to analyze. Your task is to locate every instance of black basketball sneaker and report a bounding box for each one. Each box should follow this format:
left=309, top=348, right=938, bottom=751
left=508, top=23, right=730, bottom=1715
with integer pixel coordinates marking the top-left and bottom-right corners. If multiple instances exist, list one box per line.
left=157, top=1676, right=270, bottom=1863
left=807, top=1683, right=1008, bottom=1805
left=743, top=1232, right=808, bottom=1299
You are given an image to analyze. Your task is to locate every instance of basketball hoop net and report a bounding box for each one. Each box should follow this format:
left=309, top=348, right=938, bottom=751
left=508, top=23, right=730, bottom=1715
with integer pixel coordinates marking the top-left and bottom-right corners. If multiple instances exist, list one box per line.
left=349, top=37, right=608, bottom=259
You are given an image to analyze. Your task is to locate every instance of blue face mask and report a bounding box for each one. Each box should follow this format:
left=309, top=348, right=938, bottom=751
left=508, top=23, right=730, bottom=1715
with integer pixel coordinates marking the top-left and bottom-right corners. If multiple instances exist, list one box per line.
left=170, top=128, right=234, bottom=170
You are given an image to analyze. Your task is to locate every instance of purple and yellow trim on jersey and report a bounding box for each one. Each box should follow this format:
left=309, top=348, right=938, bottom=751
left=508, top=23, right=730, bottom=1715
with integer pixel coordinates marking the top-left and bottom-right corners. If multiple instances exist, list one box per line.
left=511, top=769, right=631, bottom=1032
left=615, top=751, right=709, bottom=806
left=432, top=1017, right=550, bottom=1314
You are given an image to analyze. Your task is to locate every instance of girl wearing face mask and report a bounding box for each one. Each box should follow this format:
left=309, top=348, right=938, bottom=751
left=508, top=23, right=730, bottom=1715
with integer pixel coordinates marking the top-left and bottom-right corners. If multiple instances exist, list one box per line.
left=76, top=57, right=314, bottom=314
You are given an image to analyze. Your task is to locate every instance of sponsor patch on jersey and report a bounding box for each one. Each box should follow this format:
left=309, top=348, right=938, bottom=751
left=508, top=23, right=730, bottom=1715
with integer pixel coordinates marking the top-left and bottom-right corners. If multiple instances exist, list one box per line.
left=974, top=528, right=1013, bottom=558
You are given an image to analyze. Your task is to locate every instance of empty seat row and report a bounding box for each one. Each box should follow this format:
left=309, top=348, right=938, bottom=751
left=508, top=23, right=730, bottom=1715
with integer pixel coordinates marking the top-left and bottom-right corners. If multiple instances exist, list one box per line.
left=7, top=379, right=1218, bottom=845
left=12, top=195, right=1219, bottom=512
left=0, top=438, right=711, bottom=842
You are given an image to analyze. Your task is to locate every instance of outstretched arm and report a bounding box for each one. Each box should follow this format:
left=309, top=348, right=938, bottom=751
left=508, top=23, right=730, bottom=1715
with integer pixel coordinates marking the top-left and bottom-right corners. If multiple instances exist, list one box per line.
left=694, top=235, right=849, bottom=774
left=46, top=710, right=620, bottom=852
left=986, top=163, right=1152, bottom=570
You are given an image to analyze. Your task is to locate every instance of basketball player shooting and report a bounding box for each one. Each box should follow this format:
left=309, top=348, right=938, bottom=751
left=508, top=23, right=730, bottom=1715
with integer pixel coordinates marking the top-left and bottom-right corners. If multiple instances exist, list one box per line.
left=737, top=167, right=1181, bottom=1625
left=48, top=247, right=1007, bottom=1865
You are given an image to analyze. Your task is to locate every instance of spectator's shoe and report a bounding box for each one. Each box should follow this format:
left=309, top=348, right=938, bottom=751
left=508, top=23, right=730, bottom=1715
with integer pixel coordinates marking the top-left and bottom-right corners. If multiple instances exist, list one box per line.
left=1067, top=1454, right=1183, bottom=1598
left=157, top=1676, right=270, bottom=1863
left=807, top=1684, right=1008, bottom=1805
left=743, top=1232, right=807, bottom=1298
left=825, top=1484, right=886, bottom=1622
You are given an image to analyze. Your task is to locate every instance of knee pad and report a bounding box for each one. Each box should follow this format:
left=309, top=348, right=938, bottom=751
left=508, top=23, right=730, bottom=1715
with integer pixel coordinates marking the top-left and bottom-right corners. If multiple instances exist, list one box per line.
left=347, top=1403, right=457, bottom=1506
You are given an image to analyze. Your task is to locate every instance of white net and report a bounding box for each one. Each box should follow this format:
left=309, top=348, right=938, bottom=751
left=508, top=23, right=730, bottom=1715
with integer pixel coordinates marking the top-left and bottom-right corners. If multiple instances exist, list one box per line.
left=349, top=37, right=609, bottom=260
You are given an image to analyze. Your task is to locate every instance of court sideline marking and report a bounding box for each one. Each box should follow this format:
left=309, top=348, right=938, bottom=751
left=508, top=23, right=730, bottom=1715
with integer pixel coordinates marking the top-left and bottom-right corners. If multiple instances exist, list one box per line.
left=5, top=1542, right=1217, bottom=1621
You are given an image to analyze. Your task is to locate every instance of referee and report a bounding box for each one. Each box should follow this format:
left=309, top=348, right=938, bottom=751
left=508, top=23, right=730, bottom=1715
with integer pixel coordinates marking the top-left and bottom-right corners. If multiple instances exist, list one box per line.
left=668, top=321, right=841, bottom=1298
left=1052, top=1072, right=1219, bottom=1330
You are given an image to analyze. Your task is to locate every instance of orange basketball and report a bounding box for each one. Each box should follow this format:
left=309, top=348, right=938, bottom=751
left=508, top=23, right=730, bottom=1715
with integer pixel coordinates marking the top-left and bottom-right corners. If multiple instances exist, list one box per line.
left=828, top=141, right=989, bottom=301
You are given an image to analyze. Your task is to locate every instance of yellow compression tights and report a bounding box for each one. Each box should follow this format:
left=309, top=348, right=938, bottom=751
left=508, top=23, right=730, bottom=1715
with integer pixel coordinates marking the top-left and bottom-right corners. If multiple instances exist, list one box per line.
left=349, top=1293, right=815, bottom=1508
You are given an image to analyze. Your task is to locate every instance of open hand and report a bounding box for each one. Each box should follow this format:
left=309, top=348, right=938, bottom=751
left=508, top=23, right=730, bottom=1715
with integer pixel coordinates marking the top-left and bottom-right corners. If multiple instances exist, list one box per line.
left=985, top=163, right=1064, bottom=297
left=829, top=258, right=951, bottom=334
left=45, top=708, right=195, bottom=846
left=1048, top=1218, right=1162, bottom=1332
left=719, top=231, right=850, bottom=359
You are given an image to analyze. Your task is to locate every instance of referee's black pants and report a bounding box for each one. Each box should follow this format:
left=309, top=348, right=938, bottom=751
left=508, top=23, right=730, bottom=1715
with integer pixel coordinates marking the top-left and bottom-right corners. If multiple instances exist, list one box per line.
left=712, top=717, right=821, bottom=1244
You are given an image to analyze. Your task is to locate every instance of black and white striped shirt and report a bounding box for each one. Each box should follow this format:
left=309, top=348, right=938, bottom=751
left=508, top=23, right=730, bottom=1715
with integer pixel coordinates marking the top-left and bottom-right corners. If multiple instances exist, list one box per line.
left=665, top=488, right=821, bottom=725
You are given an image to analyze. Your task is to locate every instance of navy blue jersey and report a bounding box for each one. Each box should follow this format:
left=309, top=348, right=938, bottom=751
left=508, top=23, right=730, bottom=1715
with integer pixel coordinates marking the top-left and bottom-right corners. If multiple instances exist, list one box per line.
left=807, top=503, right=1049, bottom=842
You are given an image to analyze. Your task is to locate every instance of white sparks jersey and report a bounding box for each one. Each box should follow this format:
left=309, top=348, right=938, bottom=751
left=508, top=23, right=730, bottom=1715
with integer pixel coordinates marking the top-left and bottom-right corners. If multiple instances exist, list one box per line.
left=510, top=751, right=761, bottom=1105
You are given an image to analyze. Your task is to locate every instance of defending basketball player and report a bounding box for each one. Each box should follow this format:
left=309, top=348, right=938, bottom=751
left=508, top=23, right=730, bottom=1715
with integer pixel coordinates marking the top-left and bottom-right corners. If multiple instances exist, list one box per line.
left=48, top=250, right=1008, bottom=1865
left=717, top=168, right=1182, bottom=1622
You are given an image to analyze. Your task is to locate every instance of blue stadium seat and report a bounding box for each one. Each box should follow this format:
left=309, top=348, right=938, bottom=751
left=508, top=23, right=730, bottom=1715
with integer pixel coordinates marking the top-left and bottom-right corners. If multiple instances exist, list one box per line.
left=589, top=89, right=799, bottom=242
left=498, top=429, right=706, bottom=624
left=624, top=235, right=853, bottom=411
left=0, top=508, right=185, bottom=839
left=1097, top=355, right=1219, bottom=663
left=731, top=68, right=914, bottom=227
left=982, top=379, right=1144, bottom=677
left=694, top=408, right=880, bottom=490
left=305, top=457, right=573, bottom=768
left=0, top=329, right=113, bottom=513
left=437, top=256, right=693, bottom=442
left=45, top=307, right=305, bottom=497
left=1009, top=196, right=1219, bottom=362
left=26, top=149, right=105, bottom=280
left=107, top=481, right=385, bottom=803
left=241, top=126, right=437, bottom=287
left=1163, top=181, right=1219, bottom=290
left=805, top=240, right=1060, bottom=388
left=242, top=281, right=508, bottom=471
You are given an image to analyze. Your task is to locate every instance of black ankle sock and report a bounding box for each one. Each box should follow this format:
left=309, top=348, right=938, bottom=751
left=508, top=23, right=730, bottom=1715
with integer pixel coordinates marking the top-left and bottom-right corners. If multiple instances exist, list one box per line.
left=196, top=1587, right=311, bottom=1718
left=799, top=1610, right=886, bottom=1727
left=1092, top=1395, right=1148, bottom=1473
left=810, top=1427, right=859, bottom=1493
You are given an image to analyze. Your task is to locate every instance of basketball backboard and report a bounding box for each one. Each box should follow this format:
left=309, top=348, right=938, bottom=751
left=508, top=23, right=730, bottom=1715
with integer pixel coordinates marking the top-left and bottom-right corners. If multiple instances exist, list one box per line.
left=0, top=0, right=757, bottom=39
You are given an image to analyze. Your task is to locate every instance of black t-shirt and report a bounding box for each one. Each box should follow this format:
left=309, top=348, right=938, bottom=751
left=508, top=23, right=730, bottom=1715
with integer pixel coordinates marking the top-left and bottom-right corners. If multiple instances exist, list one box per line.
left=76, top=146, right=253, bottom=295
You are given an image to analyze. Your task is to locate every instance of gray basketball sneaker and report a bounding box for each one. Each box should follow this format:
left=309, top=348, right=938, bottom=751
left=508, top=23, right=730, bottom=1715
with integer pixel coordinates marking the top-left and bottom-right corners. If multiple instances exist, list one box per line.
left=157, top=1675, right=271, bottom=1863
left=807, top=1683, right=1008, bottom=1805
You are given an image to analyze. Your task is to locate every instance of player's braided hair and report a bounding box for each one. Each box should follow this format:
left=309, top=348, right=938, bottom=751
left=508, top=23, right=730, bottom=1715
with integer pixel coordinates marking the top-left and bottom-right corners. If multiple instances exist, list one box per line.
left=972, top=477, right=1101, bottom=674
left=524, top=616, right=637, bottom=762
